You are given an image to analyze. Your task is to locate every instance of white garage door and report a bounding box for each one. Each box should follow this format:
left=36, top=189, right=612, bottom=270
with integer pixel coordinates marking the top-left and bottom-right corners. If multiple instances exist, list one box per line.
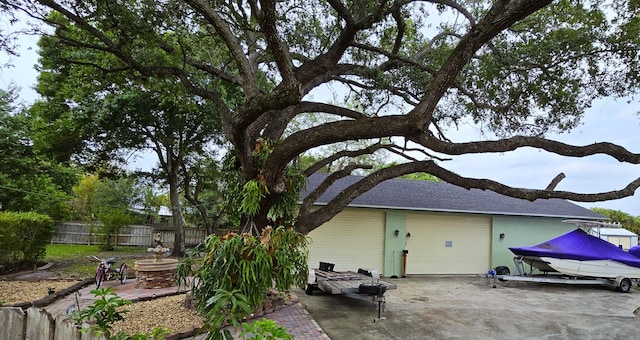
left=405, top=213, right=490, bottom=274
left=306, top=209, right=385, bottom=273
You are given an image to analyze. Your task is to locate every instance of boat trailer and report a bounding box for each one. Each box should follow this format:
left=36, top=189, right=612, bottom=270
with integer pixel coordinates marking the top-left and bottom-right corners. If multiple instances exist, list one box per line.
left=493, top=257, right=637, bottom=293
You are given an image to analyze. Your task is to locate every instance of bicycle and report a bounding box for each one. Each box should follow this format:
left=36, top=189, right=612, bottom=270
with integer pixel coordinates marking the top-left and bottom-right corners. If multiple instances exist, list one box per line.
left=90, top=255, right=128, bottom=288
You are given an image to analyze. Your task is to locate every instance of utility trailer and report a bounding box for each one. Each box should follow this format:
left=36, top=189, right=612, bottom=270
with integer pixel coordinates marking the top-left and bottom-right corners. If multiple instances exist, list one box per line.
left=305, top=267, right=397, bottom=295
left=494, top=257, right=637, bottom=293
left=305, top=262, right=397, bottom=322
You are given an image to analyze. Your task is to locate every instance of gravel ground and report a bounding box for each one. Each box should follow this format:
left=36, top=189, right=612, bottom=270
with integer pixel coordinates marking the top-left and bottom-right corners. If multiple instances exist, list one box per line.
left=0, top=279, right=80, bottom=305
left=111, top=294, right=204, bottom=336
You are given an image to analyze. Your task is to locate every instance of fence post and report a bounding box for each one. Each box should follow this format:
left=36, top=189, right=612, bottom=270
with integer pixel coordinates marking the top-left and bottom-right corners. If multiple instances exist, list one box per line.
left=79, top=322, right=108, bottom=340
left=54, top=314, right=81, bottom=340
left=0, top=307, right=26, bottom=340
left=26, top=307, right=54, bottom=340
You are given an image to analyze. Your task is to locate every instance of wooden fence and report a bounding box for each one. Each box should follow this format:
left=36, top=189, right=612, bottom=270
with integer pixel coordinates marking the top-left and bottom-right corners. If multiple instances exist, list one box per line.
left=52, top=223, right=207, bottom=247
left=0, top=307, right=107, bottom=340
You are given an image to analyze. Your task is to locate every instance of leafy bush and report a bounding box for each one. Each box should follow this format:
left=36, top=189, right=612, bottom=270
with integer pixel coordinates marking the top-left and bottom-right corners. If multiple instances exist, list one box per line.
left=176, top=226, right=308, bottom=339
left=72, top=287, right=171, bottom=340
left=71, top=287, right=131, bottom=337
left=239, top=318, right=294, bottom=340
left=96, top=208, right=134, bottom=251
left=0, top=211, right=55, bottom=271
left=92, top=177, right=140, bottom=251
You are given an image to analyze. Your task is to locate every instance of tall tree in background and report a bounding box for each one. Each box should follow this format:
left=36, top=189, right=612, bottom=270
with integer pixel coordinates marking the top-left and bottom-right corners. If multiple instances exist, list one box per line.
left=0, top=86, right=75, bottom=219
left=3, top=1, right=640, bottom=236
left=30, top=30, right=225, bottom=255
left=181, top=152, right=227, bottom=234
left=591, top=207, right=640, bottom=236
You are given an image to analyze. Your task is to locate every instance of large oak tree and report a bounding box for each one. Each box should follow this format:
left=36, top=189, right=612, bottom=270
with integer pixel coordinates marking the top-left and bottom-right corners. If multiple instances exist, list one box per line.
left=4, top=0, right=640, bottom=235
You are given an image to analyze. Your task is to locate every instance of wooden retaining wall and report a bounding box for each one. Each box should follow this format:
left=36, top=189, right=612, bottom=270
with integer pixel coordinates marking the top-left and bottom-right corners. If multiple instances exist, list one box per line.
left=0, top=307, right=107, bottom=340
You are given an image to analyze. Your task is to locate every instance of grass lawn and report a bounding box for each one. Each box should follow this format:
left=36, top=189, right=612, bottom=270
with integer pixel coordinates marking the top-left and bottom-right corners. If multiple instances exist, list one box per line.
left=44, top=244, right=149, bottom=279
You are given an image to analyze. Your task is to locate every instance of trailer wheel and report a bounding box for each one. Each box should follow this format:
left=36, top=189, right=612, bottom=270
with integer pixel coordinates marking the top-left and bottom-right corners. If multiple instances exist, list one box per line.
left=618, top=278, right=632, bottom=293
left=495, top=266, right=510, bottom=275
left=495, top=266, right=510, bottom=281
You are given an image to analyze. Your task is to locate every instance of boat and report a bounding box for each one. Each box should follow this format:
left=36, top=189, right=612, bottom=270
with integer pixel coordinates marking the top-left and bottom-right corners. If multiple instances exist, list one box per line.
left=630, top=245, right=640, bottom=258
left=508, top=221, right=640, bottom=280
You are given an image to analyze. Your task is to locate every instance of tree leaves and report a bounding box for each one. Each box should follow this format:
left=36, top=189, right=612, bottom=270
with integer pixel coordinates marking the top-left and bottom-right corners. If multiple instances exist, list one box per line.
left=176, top=226, right=308, bottom=336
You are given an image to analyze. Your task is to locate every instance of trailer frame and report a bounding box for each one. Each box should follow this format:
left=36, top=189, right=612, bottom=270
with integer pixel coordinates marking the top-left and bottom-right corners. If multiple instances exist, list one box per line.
left=494, top=257, right=636, bottom=293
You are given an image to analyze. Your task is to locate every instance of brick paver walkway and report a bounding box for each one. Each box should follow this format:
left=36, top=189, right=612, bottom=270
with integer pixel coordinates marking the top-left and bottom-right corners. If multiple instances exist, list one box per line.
left=257, top=300, right=330, bottom=340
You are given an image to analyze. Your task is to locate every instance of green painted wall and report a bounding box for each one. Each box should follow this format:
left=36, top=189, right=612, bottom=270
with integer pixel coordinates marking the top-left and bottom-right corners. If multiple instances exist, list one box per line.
left=491, top=216, right=577, bottom=273
left=384, top=211, right=406, bottom=277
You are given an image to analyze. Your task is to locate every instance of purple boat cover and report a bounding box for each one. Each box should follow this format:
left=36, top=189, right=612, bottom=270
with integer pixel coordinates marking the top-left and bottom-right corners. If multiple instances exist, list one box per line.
left=629, top=245, right=640, bottom=258
left=509, top=229, right=640, bottom=269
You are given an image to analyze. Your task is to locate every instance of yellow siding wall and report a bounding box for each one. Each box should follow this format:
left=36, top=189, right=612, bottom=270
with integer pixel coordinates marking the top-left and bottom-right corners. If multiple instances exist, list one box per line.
left=306, top=209, right=385, bottom=273
left=607, top=236, right=632, bottom=250
left=405, top=213, right=490, bottom=274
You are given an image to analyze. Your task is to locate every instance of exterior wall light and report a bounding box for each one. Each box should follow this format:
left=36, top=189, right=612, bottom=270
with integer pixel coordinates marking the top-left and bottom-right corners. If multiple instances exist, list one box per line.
left=394, top=229, right=400, bottom=237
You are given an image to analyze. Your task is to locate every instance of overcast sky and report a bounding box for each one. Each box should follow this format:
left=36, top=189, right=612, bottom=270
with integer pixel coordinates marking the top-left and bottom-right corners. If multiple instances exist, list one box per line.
left=2, top=32, right=639, bottom=217
left=441, top=98, right=640, bottom=216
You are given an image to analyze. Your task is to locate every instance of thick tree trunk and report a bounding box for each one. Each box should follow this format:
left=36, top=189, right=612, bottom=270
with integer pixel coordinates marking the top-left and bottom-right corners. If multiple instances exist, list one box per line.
left=168, top=173, right=185, bottom=257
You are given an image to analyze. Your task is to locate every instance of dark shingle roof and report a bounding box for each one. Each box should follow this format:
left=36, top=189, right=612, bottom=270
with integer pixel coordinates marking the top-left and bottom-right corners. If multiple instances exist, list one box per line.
left=302, top=173, right=604, bottom=219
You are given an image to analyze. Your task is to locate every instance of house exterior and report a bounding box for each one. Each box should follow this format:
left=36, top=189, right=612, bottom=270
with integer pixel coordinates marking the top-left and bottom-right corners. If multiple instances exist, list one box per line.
left=591, top=227, right=638, bottom=250
left=301, top=174, right=605, bottom=277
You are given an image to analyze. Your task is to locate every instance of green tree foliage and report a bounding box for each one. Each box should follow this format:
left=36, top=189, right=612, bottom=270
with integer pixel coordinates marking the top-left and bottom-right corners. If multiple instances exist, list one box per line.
left=5, top=1, right=640, bottom=328
left=0, top=211, right=55, bottom=271
left=219, top=142, right=307, bottom=233
left=591, top=207, right=640, bottom=236
left=92, top=177, right=141, bottom=250
left=70, top=174, right=142, bottom=250
left=6, top=0, right=639, bottom=236
left=401, top=173, right=440, bottom=182
left=181, top=153, right=227, bottom=233
left=30, top=22, right=227, bottom=255
left=70, top=173, right=99, bottom=222
left=176, top=226, right=308, bottom=338
left=0, top=86, right=76, bottom=219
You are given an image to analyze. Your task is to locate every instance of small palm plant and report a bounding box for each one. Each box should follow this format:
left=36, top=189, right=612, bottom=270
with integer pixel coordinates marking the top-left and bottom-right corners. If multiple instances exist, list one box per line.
left=176, top=226, right=308, bottom=339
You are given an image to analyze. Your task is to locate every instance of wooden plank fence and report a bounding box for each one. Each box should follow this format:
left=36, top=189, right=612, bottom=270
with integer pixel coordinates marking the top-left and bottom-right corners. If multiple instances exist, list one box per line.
left=52, top=223, right=207, bottom=247
left=0, top=307, right=107, bottom=340
left=153, top=228, right=209, bottom=248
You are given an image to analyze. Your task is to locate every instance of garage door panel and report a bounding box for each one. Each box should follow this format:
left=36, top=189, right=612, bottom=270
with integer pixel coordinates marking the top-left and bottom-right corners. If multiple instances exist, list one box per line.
left=306, top=209, right=385, bottom=273
left=406, top=214, right=490, bottom=274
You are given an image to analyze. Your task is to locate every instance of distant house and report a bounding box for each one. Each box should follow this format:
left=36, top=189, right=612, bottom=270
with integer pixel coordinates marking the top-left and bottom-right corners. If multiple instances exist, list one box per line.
left=591, top=228, right=638, bottom=250
left=131, top=205, right=173, bottom=227
left=156, top=206, right=173, bottom=225
left=301, top=174, right=605, bottom=277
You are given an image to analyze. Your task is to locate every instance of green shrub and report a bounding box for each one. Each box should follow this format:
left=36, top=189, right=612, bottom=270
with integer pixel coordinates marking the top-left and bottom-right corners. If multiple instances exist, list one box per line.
left=0, top=211, right=55, bottom=270
left=96, top=208, right=133, bottom=251
left=239, top=318, right=293, bottom=340
left=176, top=226, right=308, bottom=339
left=72, top=287, right=172, bottom=340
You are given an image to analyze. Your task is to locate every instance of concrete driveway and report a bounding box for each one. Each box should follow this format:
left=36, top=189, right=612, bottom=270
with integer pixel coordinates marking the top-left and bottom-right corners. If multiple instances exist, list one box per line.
left=295, top=276, right=640, bottom=339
